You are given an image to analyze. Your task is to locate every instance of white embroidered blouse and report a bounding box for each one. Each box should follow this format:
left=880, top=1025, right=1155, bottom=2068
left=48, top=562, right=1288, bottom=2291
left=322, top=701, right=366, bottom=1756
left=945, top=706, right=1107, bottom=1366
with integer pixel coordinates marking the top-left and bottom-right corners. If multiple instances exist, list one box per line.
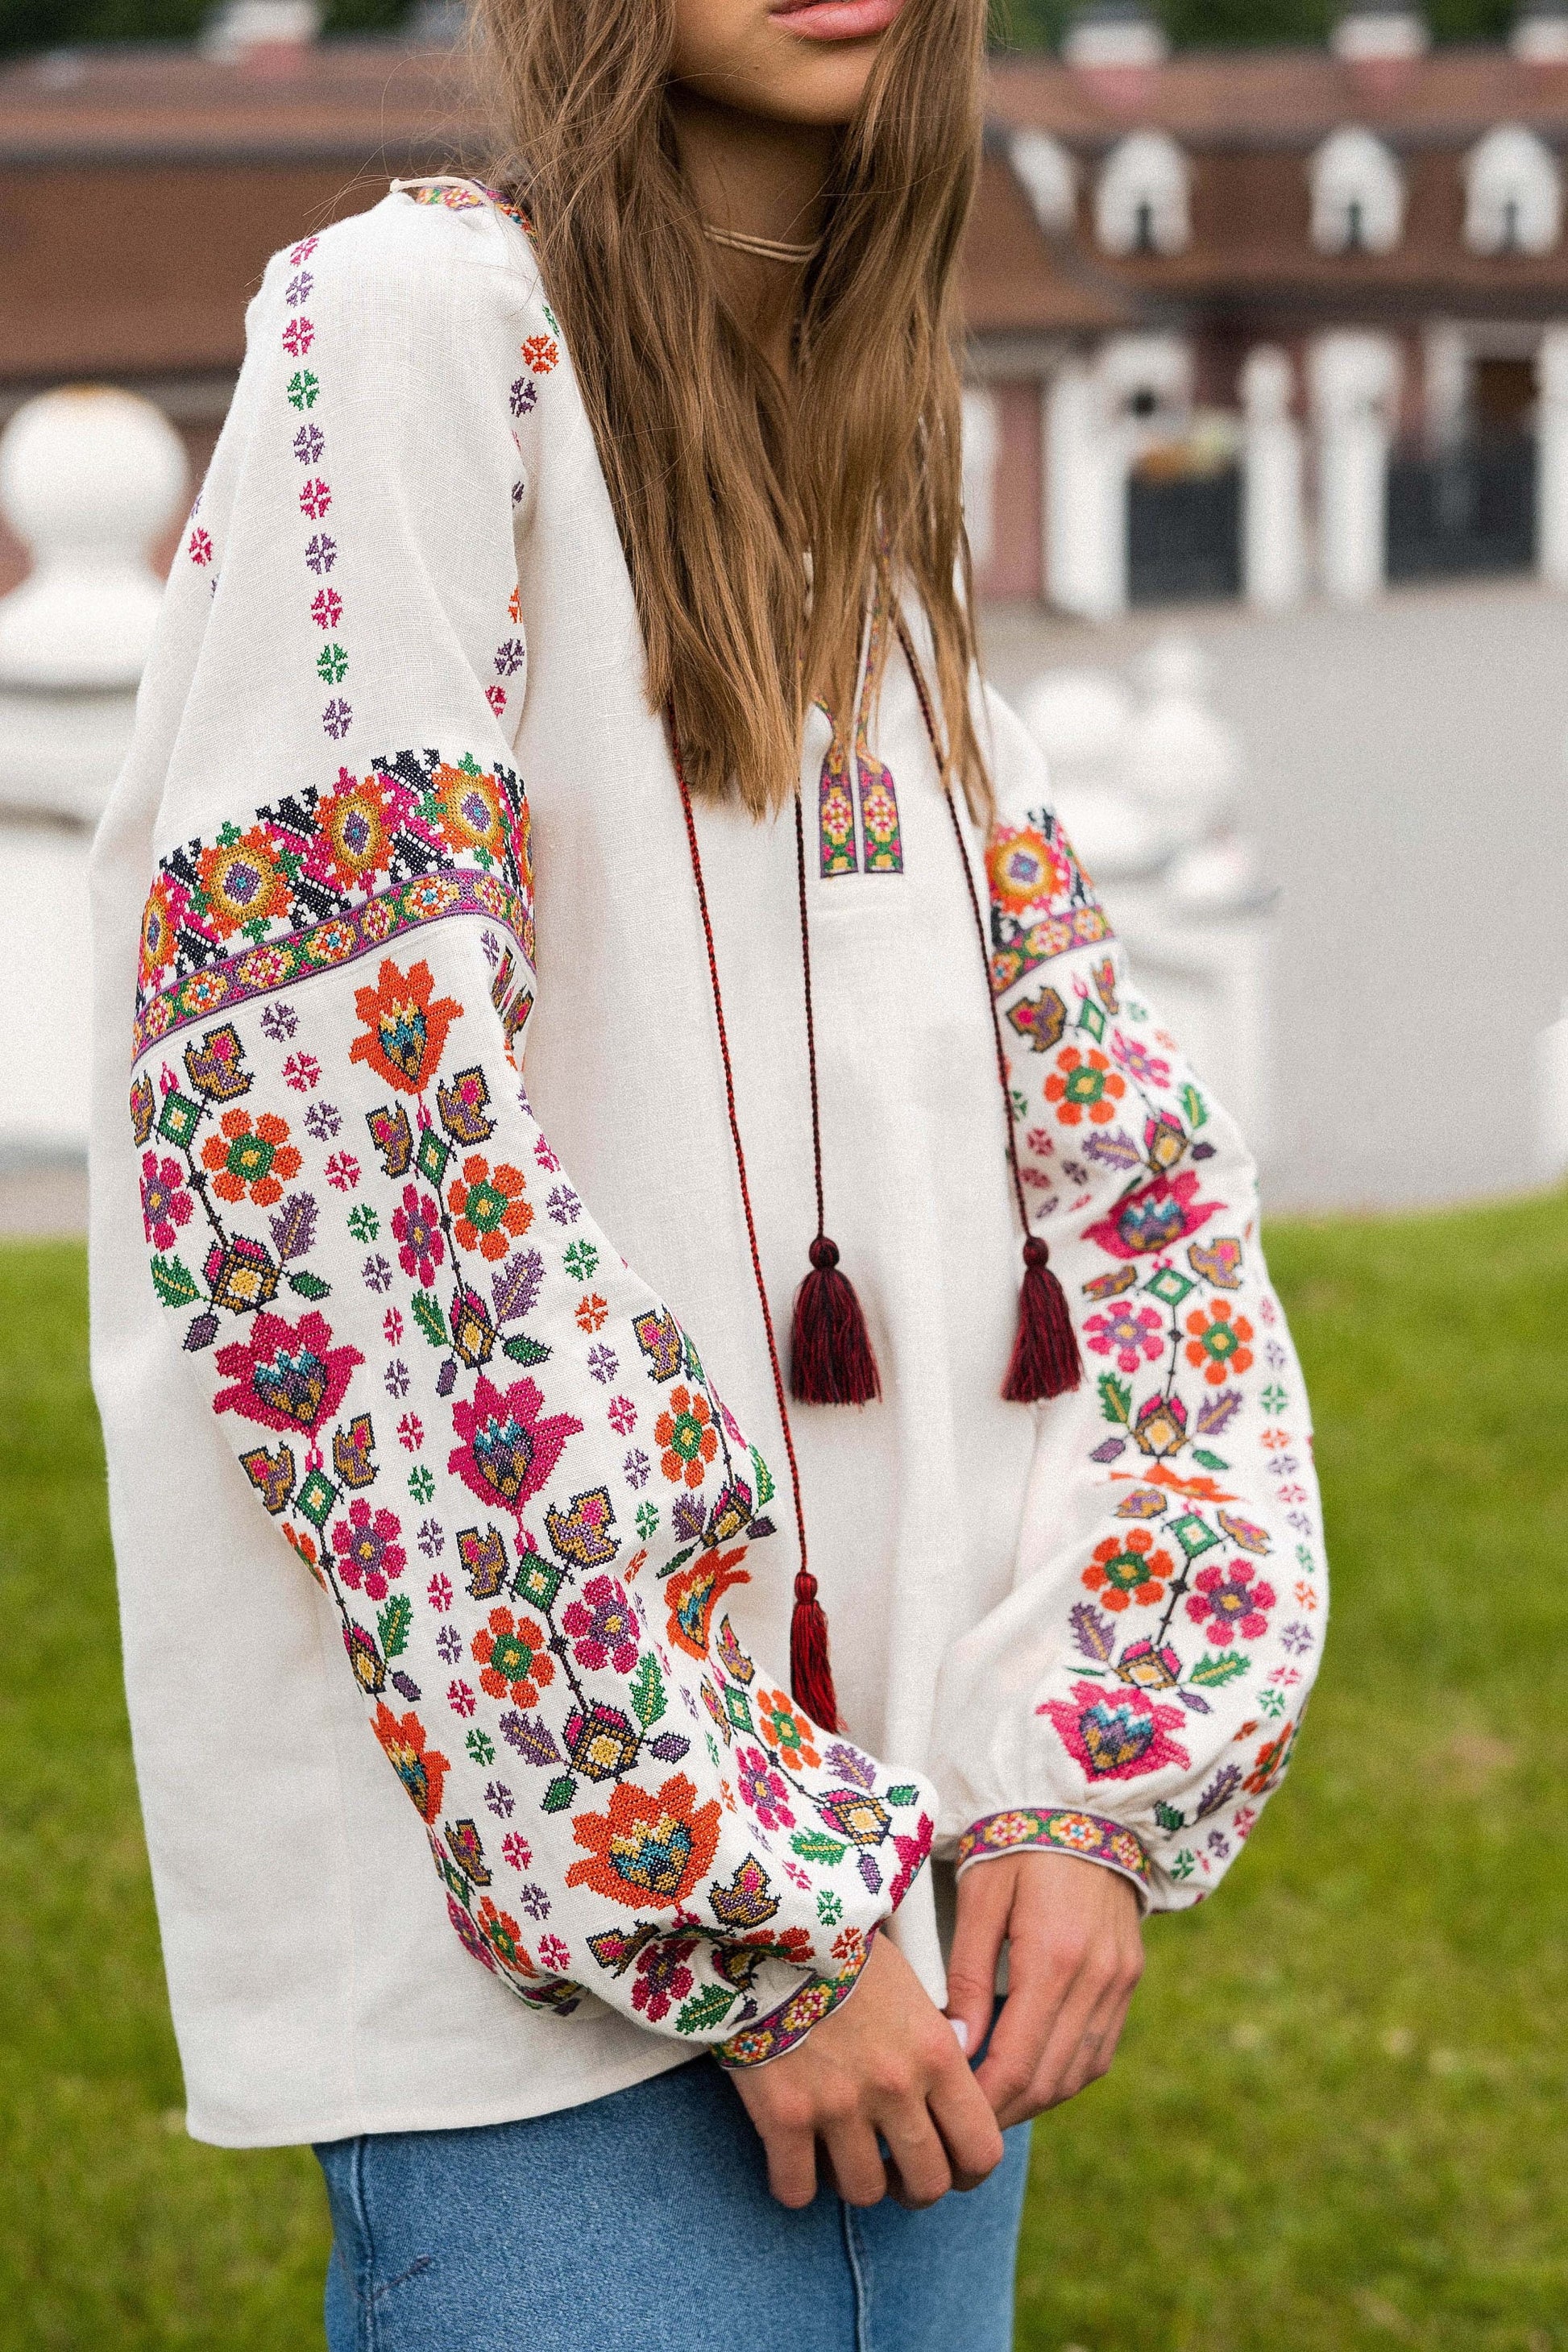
left=89, top=180, right=1326, bottom=2148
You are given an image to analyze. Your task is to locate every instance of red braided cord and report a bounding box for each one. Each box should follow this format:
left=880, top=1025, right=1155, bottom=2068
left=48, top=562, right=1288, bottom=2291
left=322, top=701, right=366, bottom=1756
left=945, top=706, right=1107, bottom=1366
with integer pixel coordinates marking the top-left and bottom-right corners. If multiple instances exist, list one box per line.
left=668, top=715, right=817, bottom=1603
left=894, top=612, right=1034, bottom=1242
left=791, top=788, right=828, bottom=1244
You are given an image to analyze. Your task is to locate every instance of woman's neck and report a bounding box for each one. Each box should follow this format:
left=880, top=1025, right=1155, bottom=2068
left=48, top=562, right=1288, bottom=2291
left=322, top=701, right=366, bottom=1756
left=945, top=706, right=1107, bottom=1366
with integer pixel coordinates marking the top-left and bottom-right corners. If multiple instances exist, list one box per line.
left=666, top=87, right=834, bottom=380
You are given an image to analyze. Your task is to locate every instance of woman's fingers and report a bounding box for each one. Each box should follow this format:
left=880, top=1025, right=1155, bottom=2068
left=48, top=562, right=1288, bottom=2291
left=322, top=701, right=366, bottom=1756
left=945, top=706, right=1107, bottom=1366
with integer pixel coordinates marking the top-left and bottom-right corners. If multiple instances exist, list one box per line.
left=822, top=2118, right=895, bottom=2208
left=751, top=2090, right=820, bottom=2209
left=879, top=2108, right=956, bottom=2209
left=927, top=2053, right=1008, bottom=2191
left=944, top=1856, right=1010, bottom=2060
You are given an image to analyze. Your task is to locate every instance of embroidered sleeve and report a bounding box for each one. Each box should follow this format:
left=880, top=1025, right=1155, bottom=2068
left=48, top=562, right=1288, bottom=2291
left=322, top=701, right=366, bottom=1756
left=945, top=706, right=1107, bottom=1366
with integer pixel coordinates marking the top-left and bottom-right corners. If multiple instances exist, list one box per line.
left=127, top=192, right=932, bottom=2066
left=929, top=688, right=1326, bottom=1913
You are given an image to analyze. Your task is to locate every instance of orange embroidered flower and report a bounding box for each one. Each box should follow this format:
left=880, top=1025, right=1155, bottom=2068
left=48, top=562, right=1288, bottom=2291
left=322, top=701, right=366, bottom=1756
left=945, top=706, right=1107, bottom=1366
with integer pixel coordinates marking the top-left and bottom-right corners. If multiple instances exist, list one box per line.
left=349, top=957, right=463, bottom=1096
left=201, top=1106, right=301, bottom=1205
left=195, top=825, right=291, bottom=938
left=1081, top=1528, right=1174, bottom=1612
left=566, top=1773, right=721, bottom=1909
left=521, top=332, right=558, bottom=374
left=1044, top=1046, right=1126, bottom=1127
left=575, top=1292, right=608, bottom=1334
left=653, top=1384, right=717, bottom=1490
left=477, top=1896, right=537, bottom=1975
left=371, top=1702, right=450, bottom=1823
left=1184, top=1298, right=1255, bottom=1385
left=665, top=1545, right=751, bottom=1661
left=428, top=761, right=510, bottom=864
left=310, top=772, right=396, bottom=890
left=754, top=1686, right=819, bottom=1771
left=985, top=825, right=1072, bottom=918
left=138, top=877, right=181, bottom=987
left=471, top=1605, right=554, bottom=1705
left=448, top=1155, right=533, bottom=1260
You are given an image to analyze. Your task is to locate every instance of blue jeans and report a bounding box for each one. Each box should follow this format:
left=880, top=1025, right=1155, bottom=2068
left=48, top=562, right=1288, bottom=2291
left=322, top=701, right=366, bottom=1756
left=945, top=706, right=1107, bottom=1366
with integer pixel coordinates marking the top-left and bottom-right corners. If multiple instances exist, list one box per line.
left=315, top=2053, right=1031, bottom=2352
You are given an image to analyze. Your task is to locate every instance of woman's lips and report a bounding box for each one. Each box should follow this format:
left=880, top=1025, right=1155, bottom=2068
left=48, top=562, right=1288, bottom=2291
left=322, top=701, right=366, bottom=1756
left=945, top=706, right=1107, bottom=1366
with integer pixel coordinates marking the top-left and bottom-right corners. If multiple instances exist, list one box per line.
left=769, top=0, right=904, bottom=39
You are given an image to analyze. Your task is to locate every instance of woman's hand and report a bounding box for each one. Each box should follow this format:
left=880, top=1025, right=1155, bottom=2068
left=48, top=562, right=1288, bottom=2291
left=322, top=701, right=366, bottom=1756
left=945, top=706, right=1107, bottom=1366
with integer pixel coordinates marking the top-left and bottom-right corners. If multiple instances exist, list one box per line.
left=944, top=1851, right=1145, bottom=2130
left=732, top=1931, right=1006, bottom=2211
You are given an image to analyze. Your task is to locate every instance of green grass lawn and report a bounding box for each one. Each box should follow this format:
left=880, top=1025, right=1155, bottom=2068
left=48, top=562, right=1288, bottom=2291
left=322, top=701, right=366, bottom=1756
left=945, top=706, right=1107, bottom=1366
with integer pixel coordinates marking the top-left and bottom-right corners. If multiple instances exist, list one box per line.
left=2, top=1198, right=1566, bottom=2351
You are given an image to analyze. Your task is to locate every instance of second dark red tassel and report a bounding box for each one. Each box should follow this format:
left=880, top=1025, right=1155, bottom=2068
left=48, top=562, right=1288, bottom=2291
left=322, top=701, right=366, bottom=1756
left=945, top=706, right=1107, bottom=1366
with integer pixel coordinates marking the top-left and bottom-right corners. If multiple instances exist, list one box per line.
left=789, top=1566, right=842, bottom=1732
left=1002, top=1234, right=1083, bottom=1403
left=790, top=1234, right=881, bottom=1405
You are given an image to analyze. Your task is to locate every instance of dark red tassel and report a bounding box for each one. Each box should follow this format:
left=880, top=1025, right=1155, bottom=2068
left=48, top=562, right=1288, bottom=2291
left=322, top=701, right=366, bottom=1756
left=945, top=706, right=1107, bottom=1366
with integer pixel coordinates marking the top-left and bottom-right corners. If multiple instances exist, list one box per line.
left=790, top=1567, right=841, bottom=1732
left=790, top=1234, right=881, bottom=1405
left=1002, top=1234, right=1082, bottom=1403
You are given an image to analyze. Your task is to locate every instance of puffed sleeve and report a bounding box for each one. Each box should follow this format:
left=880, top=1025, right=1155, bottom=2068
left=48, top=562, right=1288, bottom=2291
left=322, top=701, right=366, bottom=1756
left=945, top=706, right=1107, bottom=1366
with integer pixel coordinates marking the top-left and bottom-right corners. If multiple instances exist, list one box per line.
left=928, top=684, right=1325, bottom=1911
left=125, top=185, right=934, bottom=2066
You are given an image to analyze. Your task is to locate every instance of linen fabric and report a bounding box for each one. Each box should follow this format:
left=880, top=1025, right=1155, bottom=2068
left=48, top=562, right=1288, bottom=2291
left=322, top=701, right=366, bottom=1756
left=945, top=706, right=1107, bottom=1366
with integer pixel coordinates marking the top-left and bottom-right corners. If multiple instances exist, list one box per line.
left=313, top=2056, right=1033, bottom=2352
left=89, top=180, right=1326, bottom=2147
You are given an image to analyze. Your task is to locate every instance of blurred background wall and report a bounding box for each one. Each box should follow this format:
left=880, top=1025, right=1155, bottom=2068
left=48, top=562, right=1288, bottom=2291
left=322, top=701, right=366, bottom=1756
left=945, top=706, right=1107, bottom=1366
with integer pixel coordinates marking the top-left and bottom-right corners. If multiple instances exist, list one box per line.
left=2, top=0, right=1567, bottom=1218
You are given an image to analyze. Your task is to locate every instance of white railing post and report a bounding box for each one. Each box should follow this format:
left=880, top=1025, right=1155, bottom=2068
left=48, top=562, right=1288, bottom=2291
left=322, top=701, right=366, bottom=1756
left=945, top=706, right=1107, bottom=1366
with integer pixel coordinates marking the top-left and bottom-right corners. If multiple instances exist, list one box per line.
left=1536, top=327, right=1568, bottom=588
left=0, top=386, right=187, bottom=1162
left=1309, top=330, right=1400, bottom=604
left=1240, top=346, right=1307, bottom=610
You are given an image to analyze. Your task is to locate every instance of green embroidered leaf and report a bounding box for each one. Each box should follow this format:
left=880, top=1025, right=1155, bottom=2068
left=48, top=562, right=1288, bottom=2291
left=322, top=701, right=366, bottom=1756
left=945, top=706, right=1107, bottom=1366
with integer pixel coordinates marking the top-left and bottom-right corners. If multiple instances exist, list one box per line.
left=541, top=1775, right=577, bottom=1814
left=412, top=1291, right=446, bottom=1349
left=1181, top=1083, right=1208, bottom=1130
left=1169, top=1848, right=1196, bottom=1881
left=886, top=1784, right=920, bottom=1808
left=1097, top=1371, right=1132, bottom=1427
left=1154, top=1799, right=1186, bottom=1832
left=1190, top=1448, right=1229, bottom=1473
left=790, top=1831, right=846, bottom=1865
left=466, top=1728, right=496, bottom=1766
left=816, top=1889, right=844, bottom=1925
left=151, top=1255, right=201, bottom=1309
left=675, top=1984, right=736, bottom=2036
left=287, top=1270, right=331, bottom=1300
left=631, top=1653, right=666, bottom=1729
left=377, top=1595, right=413, bottom=1660
left=658, top=1544, right=696, bottom=1583
left=502, top=1332, right=552, bottom=1367
left=1189, top=1651, right=1248, bottom=1689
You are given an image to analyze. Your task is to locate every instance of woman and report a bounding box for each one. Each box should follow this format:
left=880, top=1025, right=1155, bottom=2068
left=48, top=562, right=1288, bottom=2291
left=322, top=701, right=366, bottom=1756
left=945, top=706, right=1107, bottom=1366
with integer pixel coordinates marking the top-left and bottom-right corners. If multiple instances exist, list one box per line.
left=89, top=0, right=1325, bottom=2344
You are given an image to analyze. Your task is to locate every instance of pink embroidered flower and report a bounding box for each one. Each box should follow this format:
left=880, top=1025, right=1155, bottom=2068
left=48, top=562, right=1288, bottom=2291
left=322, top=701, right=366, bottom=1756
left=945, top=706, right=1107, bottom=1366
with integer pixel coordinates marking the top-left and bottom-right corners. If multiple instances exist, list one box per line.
left=392, top=1184, right=444, bottom=1286
left=1110, top=1030, right=1172, bottom=1088
left=212, top=1309, right=363, bottom=1437
left=538, top=1933, right=570, bottom=1973
left=448, top=1372, right=582, bottom=1513
left=298, top=476, right=331, bottom=520
left=330, top=1497, right=406, bottom=1600
left=562, top=1574, right=639, bottom=1675
left=501, top=1830, right=533, bottom=1872
left=281, top=1052, right=320, bottom=1093
left=310, top=587, right=342, bottom=630
left=288, top=234, right=318, bottom=264
left=1084, top=1300, right=1165, bottom=1375
left=485, top=684, right=507, bottom=716
left=139, top=1151, right=193, bottom=1251
left=282, top=316, right=315, bottom=357
left=1084, top=1170, right=1222, bottom=1263
left=325, top=1151, right=360, bottom=1193
left=398, top=1412, right=425, bottom=1452
left=428, top=1571, right=453, bottom=1611
left=187, top=528, right=213, bottom=566
left=631, top=1934, right=697, bottom=2023
left=1185, top=1560, right=1276, bottom=1645
left=1039, top=1678, right=1191, bottom=1783
left=607, top=1394, right=637, bottom=1436
left=735, top=1744, right=794, bottom=1831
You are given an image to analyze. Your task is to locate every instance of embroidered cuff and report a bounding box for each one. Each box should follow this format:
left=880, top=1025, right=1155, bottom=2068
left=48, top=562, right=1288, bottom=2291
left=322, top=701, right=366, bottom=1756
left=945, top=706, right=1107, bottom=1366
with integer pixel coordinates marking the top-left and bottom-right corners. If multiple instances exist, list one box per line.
left=955, top=1807, right=1150, bottom=1897
left=715, top=1941, right=873, bottom=2071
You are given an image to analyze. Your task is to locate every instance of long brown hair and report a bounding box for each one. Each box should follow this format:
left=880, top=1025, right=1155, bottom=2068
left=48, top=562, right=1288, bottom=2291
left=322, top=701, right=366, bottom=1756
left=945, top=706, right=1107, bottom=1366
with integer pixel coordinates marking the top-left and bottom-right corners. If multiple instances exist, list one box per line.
left=475, top=0, right=990, bottom=819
